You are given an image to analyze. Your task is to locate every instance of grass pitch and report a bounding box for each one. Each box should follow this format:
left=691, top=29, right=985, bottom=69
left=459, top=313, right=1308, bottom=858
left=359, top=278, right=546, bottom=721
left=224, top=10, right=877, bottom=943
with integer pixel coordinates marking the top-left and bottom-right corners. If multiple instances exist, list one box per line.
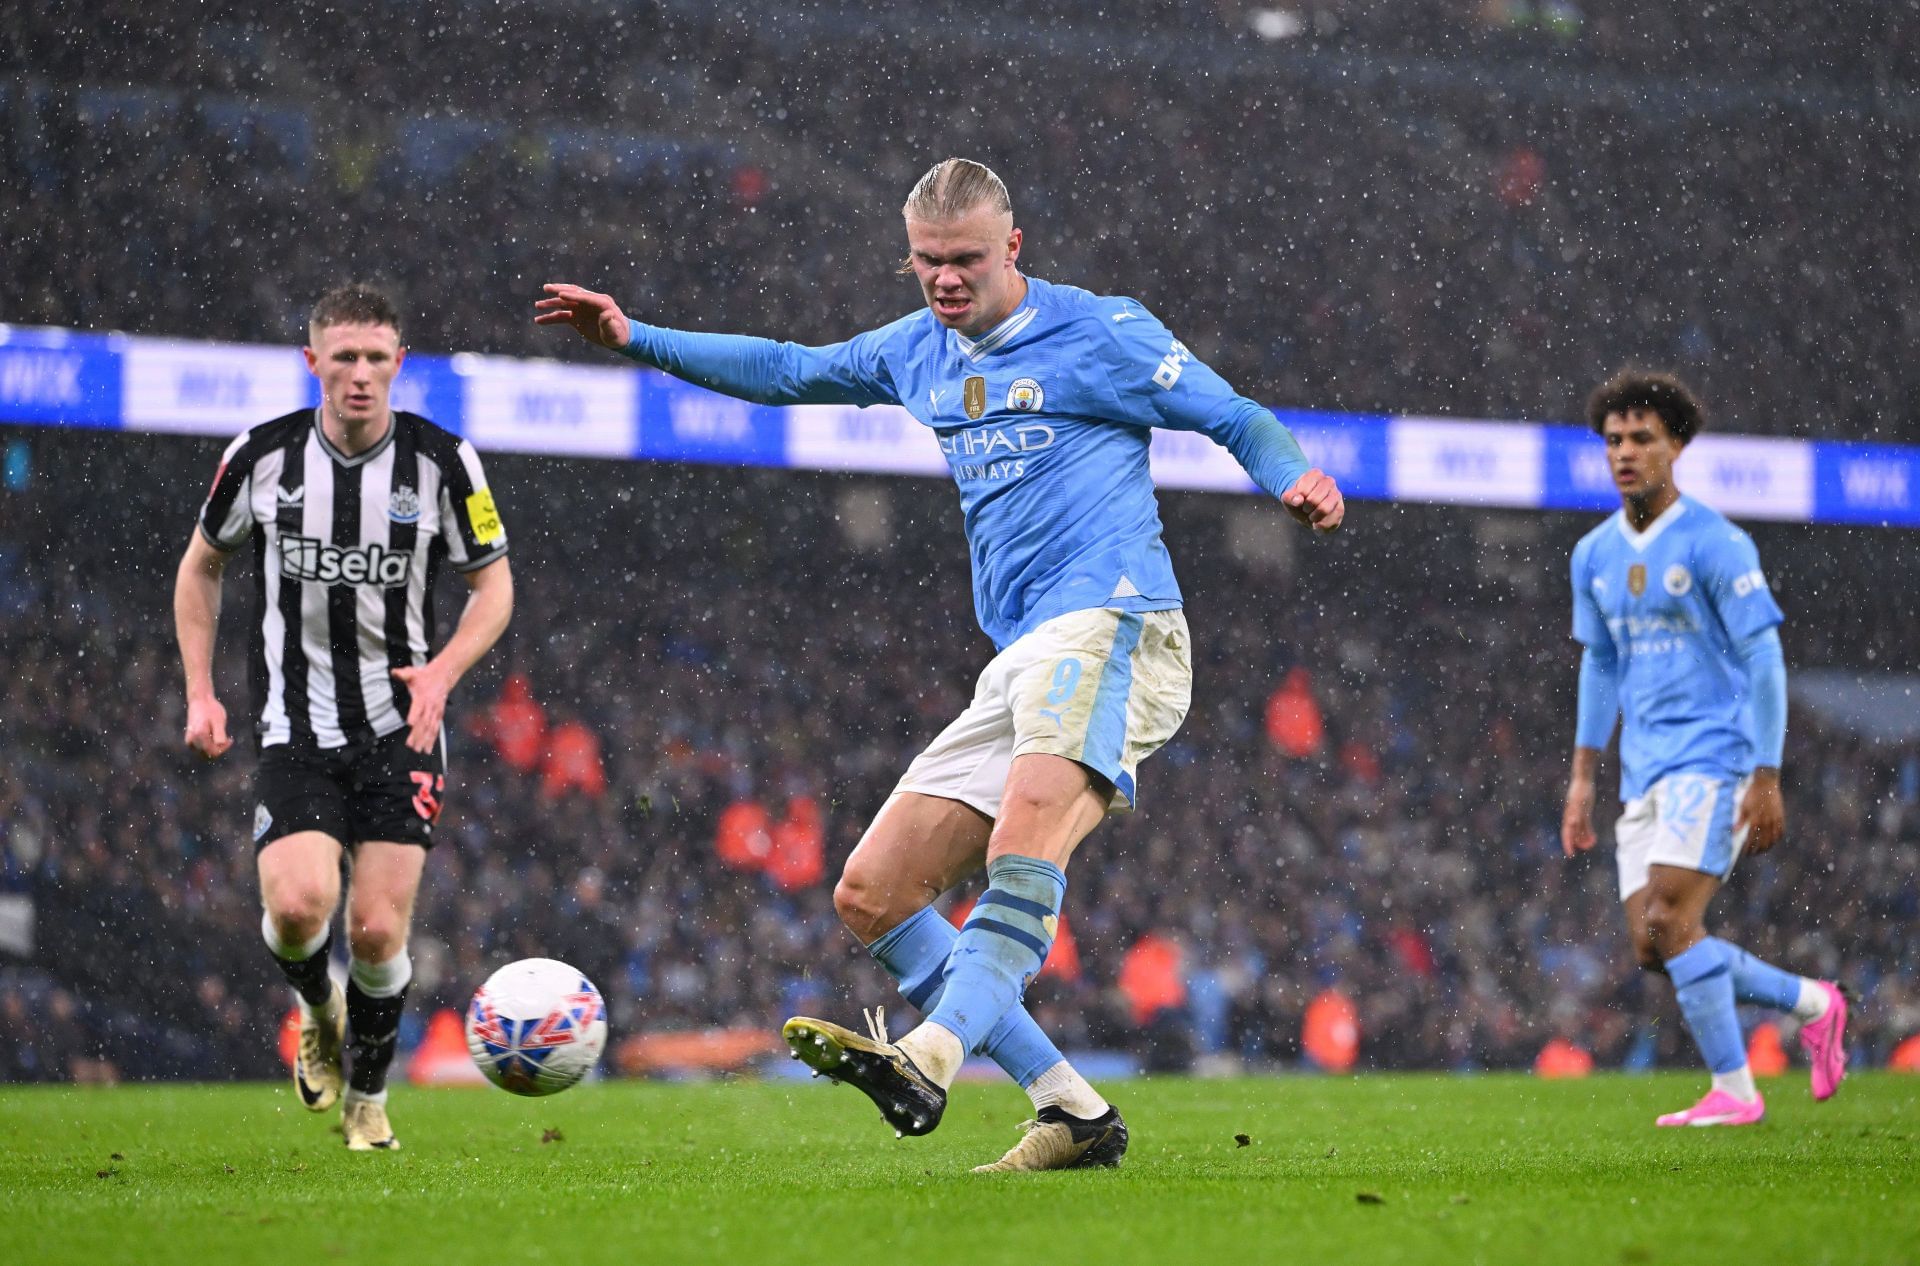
left=4, top=1073, right=1915, bottom=1266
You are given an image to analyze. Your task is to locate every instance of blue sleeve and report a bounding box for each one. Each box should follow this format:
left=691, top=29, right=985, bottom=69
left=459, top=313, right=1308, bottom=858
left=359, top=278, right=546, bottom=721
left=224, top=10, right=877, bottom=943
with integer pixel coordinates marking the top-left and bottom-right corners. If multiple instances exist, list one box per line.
left=1700, top=527, right=1784, bottom=643
left=1570, top=538, right=1611, bottom=649
left=1091, top=300, right=1311, bottom=498
left=1576, top=643, right=1621, bottom=750
left=1739, top=627, right=1788, bottom=767
left=620, top=322, right=896, bottom=407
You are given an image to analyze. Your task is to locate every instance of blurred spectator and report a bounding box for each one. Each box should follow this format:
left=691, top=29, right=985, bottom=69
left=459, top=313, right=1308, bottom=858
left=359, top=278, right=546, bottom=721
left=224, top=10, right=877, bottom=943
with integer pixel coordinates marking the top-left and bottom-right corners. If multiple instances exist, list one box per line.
left=539, top=712, right=607, bottom=800
left=1303, top=988, right=1361, bottom=1073
left=765, top=797, right=826, bottom=893
left=474, top=672, right=546, bottom=775
left=1265, top=668, right=1326, bottom=758
left=1119, top=931, right=1188, bottom=1028
left=715, top=800, right=775, bottom=873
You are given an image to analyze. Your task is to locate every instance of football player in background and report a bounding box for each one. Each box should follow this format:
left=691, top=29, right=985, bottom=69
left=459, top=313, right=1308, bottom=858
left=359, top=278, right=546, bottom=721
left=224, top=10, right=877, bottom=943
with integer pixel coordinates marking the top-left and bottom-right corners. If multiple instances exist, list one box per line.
left=1562, top=370, right=1847, bottom=1127
left=175, top=285, right=513, bottom=1149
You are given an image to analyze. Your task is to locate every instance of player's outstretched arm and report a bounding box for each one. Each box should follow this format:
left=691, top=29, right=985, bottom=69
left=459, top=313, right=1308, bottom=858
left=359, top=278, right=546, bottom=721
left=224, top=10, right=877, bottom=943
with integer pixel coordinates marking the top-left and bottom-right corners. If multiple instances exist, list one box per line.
left=391, top=556, right=513, bottom=754
left=533, top=283, right=631, bottom=351
left=174, top=530, right=234, bottom=760
left=534, top=282, right=891, bottom=408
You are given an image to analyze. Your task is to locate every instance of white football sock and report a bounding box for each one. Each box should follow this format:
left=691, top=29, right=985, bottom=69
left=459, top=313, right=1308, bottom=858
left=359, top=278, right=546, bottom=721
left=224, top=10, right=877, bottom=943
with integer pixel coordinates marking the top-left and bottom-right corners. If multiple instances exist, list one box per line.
left=342, top=1087, right=388, bottom=1108
left=1711, top=1064, right=1758, bottom=1103
left=261, top=910, right=328, bottom=961
left=349, top=948, right=413, bottom=999
left=1791, top=978, right=1830, bottom=1023
left=896, top=1022, right=965, bottom=1088
left=1026, top=1060, right=1109, bottom=1119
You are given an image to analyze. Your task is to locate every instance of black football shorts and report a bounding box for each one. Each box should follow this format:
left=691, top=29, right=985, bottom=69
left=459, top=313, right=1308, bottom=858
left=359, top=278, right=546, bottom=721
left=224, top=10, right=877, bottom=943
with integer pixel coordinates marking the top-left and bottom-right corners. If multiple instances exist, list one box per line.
left=255, top=730, right=447, bottom=850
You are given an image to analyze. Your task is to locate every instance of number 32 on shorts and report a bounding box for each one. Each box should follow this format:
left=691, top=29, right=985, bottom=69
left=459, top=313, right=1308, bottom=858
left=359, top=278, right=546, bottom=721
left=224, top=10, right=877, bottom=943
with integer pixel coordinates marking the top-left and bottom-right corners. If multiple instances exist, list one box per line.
left=410, top=771, right=445, bottom=822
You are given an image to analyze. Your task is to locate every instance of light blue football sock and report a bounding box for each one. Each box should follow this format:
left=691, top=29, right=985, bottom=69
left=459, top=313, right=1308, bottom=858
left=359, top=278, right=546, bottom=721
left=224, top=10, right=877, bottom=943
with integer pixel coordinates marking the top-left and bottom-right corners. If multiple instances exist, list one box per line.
left=1665, top=940, right=1749, bottom=1075
left=926, top=855, right=1066, bottom=1052
left=1713, top=937, right=1808, bottom=1013
left=867, top=905, right=1063, bottom=1087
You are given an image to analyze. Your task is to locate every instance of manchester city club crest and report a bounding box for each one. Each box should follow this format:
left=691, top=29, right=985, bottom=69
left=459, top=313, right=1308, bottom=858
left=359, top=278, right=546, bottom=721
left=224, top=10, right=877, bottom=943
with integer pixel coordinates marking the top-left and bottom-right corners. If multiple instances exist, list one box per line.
left=1006, top=377, right=1044, bottom=412
left=388, top=484, right=422, bottom=525
left=1627, top=563, right=1646, bottom=596
left=1664, top=564, right=1693, bottom=596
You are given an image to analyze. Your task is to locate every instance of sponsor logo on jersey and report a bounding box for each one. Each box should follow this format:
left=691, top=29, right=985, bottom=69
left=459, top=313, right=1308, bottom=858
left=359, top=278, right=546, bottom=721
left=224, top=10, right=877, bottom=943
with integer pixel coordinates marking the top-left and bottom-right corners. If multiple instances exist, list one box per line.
left=466, top=487, right=504, bottom=545
left=278, top=534, right=411, bottom=587
left=1606, top=612, right=1702, bottom=638
left=1006, top=377, right=1044, bottom=412
left=939, top=424, right=1056, bottom=458
left=1627, top=563, right=1646, bottom=596
left=388, top=485, right=422, bottom=525
left=1664, top=564, right=1693, bottom=596
left=964, top=376, right=987, bottom=420
left=1731, top=568, right=1768, bottom=597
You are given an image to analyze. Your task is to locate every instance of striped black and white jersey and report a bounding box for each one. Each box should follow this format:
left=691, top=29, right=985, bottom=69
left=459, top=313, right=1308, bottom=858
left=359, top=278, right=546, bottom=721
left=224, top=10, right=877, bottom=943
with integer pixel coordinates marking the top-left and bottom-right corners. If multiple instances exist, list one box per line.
left=198, top=408, right=508, bottom=749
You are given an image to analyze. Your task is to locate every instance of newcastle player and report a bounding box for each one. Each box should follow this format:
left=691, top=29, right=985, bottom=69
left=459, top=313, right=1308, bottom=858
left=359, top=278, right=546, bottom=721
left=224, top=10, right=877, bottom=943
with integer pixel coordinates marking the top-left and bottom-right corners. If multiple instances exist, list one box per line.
left=174, top=285, right=512, bottom=1150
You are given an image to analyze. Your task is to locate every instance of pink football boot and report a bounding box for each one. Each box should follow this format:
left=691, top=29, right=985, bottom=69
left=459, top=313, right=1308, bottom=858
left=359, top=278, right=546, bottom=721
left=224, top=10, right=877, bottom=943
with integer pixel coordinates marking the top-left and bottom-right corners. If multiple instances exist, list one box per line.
left=1798, top=982, right=1850, bottom=1102
left=1656, top=1088, right=1766, bottom=1127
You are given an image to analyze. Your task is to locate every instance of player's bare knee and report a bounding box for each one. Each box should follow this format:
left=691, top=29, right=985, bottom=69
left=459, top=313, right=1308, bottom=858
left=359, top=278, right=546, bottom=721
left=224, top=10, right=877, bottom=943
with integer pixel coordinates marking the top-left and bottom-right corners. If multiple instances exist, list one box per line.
left=1641, top=900, right=1695, bottom=961
left=833, top=869, right=904, bottom=942
left=264, top=886, right=333, bottom=941
left=347, top=915, right=407, bottom=964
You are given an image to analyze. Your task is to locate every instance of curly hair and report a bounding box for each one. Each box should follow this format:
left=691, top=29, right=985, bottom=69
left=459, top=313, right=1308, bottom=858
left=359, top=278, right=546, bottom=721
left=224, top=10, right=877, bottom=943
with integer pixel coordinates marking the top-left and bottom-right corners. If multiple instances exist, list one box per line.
left=308, top=283, right=402, bottom=340
left=1585, top=369, right=1704, bottom=443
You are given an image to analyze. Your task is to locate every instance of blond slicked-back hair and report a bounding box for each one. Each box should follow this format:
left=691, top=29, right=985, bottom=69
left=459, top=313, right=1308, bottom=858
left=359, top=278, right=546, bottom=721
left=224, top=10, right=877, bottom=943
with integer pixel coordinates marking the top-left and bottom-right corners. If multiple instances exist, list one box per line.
left=902, top=158, right=1012, bottom=222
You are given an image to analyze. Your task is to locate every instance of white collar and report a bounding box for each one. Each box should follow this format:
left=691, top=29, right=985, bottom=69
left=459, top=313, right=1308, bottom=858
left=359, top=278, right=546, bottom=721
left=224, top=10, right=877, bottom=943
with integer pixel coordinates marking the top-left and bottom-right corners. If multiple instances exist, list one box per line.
left=1613, top=496, right=1688, bottom=552
left=953, top=306, right=1037, bottom=362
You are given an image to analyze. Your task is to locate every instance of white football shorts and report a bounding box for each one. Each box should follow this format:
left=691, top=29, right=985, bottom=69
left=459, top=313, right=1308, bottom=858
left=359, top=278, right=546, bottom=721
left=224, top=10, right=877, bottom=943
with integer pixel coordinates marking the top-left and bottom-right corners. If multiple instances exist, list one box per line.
left=1615, top=771, right=1754, bottom=901
left=894, top=607, right=1192, bottom=818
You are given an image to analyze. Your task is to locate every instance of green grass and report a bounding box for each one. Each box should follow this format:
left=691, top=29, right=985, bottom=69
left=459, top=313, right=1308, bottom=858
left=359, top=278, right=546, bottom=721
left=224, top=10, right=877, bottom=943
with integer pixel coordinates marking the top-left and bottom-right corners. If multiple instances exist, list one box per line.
left=4, top=1073, right=1916, bottom=1265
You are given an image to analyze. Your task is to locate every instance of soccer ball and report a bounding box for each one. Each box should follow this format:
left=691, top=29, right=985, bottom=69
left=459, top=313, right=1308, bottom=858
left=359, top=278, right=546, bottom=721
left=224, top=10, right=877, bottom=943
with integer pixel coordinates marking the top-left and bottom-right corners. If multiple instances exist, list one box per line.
left=465, top=958, right=608, bottom=1096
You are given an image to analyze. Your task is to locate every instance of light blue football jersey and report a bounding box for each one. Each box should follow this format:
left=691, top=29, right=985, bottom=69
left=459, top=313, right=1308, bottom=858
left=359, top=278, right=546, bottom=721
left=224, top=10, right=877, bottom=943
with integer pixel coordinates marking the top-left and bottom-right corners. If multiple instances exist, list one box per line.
left=1571, top=494, right=1785, bottom=801
left=625, top=276, right=1310, bottom=648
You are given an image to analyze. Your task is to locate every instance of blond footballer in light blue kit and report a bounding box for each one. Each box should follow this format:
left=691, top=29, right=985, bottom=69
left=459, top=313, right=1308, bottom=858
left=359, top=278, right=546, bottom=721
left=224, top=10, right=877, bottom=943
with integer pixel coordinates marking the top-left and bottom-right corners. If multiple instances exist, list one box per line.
left=537, top=158, right=1344, bottom=1171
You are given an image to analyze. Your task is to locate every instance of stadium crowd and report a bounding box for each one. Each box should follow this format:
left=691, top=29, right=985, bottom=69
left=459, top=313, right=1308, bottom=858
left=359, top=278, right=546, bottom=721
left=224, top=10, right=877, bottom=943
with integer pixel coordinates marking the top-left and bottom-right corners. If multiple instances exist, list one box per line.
left=2, top=430, right=1915, bottom=1082
left=2, top=0, right=1916, bottom=443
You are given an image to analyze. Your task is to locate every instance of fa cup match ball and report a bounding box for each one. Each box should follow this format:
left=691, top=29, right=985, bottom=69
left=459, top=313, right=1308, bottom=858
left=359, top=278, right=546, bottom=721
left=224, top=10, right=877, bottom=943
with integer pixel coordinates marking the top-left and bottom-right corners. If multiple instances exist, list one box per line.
left=466, top=958, right=608, bottom=1096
